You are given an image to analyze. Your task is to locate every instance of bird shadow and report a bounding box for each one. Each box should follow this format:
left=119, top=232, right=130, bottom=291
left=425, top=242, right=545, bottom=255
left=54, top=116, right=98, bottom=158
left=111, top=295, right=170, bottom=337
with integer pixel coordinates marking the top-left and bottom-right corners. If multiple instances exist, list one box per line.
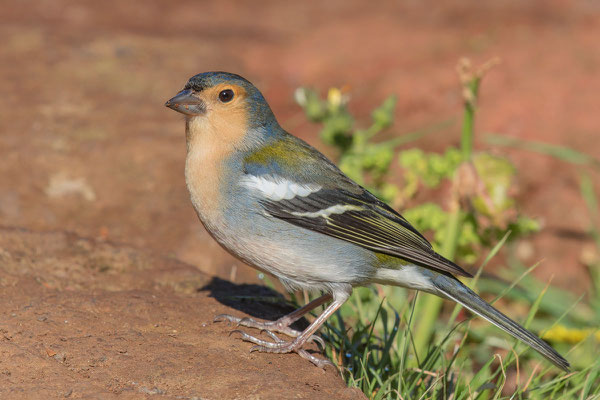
left=198, top=277, right=310, bottom=331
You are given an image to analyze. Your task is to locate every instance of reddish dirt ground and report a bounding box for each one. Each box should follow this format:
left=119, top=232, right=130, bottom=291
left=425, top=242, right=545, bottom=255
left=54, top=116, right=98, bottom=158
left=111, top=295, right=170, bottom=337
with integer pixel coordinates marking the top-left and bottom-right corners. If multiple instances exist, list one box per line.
left=0, top=228, right=363, bottom=399
left=1, top=0, right=599, bottom=397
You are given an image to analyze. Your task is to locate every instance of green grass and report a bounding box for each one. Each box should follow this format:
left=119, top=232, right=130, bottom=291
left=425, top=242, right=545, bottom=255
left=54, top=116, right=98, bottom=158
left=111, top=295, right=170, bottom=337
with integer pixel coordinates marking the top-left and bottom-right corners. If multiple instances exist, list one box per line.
left=310, top=173, right=600, bottom=398
left=485, top=134, right=600, bottom=168
left=311, top=176, right=600, bottom=398
left=313, top=258, right=600, bottom=399
left=289, top=59, right=600, bottom=398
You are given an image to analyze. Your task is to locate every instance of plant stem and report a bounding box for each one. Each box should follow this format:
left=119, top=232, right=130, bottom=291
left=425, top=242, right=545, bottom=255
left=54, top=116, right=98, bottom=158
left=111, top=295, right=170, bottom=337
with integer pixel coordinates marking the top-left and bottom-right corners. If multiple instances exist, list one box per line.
left=461, top=78, right=480, bottom=161
left=412, top=206, right=462, bottom=360
left=411, top=73, right=480, bottom=362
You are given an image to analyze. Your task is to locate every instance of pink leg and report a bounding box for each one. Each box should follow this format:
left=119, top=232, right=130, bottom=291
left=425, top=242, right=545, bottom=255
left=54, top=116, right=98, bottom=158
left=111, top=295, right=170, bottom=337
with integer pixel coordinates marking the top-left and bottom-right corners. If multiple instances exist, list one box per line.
left=214, top=293, right=332, bottom=344
left=228, top=290, right=351, bottom=368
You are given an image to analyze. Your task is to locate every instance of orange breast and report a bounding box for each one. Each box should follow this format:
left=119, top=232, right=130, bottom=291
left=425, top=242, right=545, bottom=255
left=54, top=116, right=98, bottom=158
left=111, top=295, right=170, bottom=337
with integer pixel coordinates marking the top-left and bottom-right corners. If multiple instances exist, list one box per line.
left=184, top=105, right=248, bottom=223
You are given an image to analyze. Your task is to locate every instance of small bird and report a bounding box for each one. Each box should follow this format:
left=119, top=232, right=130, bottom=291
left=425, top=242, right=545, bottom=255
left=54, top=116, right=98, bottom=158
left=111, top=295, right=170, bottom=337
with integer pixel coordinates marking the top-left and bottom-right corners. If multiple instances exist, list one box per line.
left=165, top=72, right=569, bottom=370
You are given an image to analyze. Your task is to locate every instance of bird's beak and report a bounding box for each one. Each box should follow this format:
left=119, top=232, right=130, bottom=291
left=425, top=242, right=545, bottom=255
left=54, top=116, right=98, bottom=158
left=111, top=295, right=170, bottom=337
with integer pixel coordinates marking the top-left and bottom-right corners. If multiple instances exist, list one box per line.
left=165, top=89, right=206, bottom=116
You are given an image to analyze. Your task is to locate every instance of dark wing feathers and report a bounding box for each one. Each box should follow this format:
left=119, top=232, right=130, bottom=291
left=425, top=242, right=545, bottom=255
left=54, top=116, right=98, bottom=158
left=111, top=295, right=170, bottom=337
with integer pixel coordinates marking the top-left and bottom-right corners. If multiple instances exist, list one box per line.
left=260, top=188, right=472, bottom=278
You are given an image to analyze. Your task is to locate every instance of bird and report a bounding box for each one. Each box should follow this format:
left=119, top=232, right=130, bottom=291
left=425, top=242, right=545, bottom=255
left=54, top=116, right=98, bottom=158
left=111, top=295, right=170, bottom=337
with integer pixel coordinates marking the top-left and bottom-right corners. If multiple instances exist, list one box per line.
left=165, top=71, right=569, bottom=371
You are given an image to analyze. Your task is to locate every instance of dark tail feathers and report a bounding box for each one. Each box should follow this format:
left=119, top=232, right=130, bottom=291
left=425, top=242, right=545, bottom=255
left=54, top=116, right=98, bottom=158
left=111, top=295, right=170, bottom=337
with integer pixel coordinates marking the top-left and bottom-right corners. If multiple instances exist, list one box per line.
left=433, top=275, right=570, bottom=371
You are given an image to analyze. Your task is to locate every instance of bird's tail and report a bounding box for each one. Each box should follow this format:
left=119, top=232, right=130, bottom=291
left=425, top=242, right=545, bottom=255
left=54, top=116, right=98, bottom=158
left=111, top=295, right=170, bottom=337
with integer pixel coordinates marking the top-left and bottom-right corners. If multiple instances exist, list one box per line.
left=432, top=275, right=570, bottom=371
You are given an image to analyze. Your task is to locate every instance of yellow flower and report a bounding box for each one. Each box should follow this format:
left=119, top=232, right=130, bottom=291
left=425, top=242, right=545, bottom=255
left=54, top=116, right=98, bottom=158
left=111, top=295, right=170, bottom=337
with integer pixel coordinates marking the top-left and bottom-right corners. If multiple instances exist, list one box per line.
left=327, top=88, right=343, bottom=109
left=541, top=325, right=598, bottom=344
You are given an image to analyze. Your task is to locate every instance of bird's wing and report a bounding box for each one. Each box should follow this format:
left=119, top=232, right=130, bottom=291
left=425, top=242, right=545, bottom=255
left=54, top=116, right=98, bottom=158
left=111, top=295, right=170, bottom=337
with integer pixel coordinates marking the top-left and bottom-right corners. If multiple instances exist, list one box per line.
left=254, top=181, right=471, bottom=278
left=242, top=133, right=471, bottom=278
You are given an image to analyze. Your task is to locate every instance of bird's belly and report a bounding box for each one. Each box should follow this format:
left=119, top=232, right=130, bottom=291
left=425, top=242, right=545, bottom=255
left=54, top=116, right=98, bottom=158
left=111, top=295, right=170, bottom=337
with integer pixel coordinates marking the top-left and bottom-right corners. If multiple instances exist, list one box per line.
left=203, top=210, right=377, bottom=292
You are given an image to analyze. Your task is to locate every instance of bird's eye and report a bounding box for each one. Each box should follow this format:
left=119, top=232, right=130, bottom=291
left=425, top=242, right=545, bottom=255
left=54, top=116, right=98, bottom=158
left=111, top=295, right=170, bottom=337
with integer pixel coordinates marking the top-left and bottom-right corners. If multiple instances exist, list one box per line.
left=218, top=89, right=234, bottom=103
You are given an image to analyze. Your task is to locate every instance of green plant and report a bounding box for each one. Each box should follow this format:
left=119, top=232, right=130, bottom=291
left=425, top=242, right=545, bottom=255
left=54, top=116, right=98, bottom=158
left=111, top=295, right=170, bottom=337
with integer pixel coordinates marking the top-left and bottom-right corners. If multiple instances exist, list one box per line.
left=295, top=58, right=538, bottom=267
left=292, top=58, right=600, bottom=398
left=296, top=58, right=540, bottom=355
left=294, top=86, right=403, bottom=202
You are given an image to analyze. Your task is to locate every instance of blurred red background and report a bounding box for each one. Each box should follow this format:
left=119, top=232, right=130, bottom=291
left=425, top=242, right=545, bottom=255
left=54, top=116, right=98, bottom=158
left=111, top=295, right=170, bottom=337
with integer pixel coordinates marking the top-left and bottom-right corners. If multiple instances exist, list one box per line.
left=1, top=0, right=598, bottom=292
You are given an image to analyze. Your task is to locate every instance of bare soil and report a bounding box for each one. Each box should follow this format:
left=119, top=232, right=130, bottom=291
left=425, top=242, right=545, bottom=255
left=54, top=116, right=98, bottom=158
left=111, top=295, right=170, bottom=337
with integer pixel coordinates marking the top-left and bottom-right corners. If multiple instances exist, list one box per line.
left=0, top=228, right=363, bottom=399
left=1, top=0, right=599, bottom=398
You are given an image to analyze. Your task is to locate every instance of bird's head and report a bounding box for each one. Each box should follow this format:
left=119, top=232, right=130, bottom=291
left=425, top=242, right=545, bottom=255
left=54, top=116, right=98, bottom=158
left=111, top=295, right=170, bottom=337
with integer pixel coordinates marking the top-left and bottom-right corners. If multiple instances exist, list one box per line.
left=165, top=72, right=277, bottom=140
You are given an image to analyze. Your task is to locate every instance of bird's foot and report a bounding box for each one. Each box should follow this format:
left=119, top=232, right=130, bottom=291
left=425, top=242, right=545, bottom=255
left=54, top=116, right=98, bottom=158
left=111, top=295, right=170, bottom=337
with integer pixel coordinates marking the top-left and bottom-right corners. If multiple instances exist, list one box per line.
left=214, top=313, right=301, bottom=336
left=229, top=329, right=334, bottom=368
left=214, top=313, right=325, bottom=348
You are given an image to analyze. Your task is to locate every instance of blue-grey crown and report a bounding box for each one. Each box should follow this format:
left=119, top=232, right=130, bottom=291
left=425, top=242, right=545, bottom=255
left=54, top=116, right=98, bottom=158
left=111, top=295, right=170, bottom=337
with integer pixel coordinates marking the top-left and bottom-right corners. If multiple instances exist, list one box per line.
left=184, top=71, right=277, bottom=130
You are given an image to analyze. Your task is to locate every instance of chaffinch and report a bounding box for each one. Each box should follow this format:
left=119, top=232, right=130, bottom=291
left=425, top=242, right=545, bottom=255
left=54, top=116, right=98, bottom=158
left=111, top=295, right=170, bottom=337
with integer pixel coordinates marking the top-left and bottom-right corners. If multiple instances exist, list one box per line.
left=165, top=71, right=568, bottom=370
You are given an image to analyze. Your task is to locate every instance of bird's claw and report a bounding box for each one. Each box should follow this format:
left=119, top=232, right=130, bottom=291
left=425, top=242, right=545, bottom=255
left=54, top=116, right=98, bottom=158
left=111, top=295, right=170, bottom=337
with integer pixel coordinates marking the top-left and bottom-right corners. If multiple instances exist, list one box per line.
left=249, top=343, right=334, bottom=369
left=260, top=329, right=285, bottom=343
left=214, top=313, right=241, bottom=324
left=228, top=329, right=246, bottom=338
left=239, top=316, right=259, bottom=325
left=216, top=313, right=331, bottom=367
left=309, top=334, right=326, bottom=349
left=213, top=313, right=308, bottom=338
left=298, top=349, right=336, bottom=369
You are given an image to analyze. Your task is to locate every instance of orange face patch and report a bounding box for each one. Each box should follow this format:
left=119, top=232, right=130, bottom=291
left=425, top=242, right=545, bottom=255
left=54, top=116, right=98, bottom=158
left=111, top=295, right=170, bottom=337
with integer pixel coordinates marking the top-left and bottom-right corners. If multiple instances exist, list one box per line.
left=183, top=83, right=250, bottom=220
left=200, top=83, right=248, bottom=110
left=185, top=83, right=249, bottom=144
